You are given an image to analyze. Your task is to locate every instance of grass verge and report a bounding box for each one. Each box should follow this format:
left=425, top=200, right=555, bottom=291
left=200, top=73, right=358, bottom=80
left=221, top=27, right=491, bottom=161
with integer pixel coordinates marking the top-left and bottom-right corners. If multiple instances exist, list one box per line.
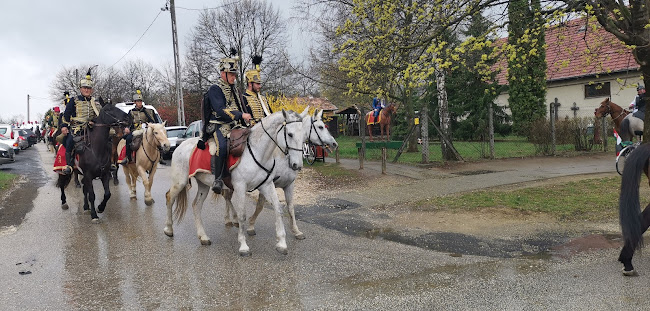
left=415, top=176, right=635, bottom=221
left=0, top=171, right=17, bottom=191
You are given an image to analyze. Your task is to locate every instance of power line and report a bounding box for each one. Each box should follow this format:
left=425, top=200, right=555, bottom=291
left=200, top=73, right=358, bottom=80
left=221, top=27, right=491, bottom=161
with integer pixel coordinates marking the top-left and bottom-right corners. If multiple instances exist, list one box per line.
left=108, top=10, right=163, bottom=69
left=175, top=2, right=236, bottom=11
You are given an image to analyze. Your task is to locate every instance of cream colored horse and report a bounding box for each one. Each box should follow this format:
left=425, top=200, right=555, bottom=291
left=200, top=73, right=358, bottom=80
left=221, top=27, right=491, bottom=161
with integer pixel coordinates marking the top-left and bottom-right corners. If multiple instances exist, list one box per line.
left=118, top=122, right=170, bottom=205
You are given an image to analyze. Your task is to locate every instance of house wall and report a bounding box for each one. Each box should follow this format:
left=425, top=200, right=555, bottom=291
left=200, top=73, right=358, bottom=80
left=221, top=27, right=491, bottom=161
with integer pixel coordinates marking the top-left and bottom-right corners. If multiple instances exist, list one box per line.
left=495, top=72, right=642, bottom=119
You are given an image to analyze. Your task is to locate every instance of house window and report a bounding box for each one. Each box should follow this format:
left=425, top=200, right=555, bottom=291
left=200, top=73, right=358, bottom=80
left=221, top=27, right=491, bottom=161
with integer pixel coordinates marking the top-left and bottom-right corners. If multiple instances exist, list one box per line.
left=584, top=82, right=611, bottom=98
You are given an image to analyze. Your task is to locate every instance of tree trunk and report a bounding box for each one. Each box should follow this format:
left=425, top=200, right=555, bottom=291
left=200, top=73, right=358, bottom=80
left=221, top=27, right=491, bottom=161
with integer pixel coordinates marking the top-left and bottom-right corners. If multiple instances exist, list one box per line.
left=435, top=63, right=460, bottom=161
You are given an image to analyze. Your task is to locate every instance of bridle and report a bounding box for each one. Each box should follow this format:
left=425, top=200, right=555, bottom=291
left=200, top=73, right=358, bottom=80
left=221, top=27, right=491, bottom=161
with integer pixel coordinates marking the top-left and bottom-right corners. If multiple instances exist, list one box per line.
left=599, top=101, right=626, bottom=121
left=141, top=125, right=162, bottom=171
left=246, top=114, right=303, bottom=191
left=307, top=116, right=325, bottom=147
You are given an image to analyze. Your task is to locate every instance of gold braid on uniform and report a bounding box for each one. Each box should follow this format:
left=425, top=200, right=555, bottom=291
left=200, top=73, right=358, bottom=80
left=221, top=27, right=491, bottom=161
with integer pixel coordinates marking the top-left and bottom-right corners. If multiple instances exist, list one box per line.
left=245, top=90, right=264, bottom=123
left=216, top=79, right=238, bottom=120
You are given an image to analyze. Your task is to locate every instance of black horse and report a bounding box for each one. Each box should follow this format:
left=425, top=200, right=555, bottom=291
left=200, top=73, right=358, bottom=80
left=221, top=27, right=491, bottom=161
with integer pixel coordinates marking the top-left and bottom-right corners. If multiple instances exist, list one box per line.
left=56, top=103, right=131, bottom=222
left=618, top=143, right=650, bottom=275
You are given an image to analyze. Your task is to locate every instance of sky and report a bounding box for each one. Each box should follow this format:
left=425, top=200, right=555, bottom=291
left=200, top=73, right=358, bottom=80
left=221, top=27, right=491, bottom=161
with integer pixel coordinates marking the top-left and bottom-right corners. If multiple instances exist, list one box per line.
left=0, top=0, right=305, bottom=123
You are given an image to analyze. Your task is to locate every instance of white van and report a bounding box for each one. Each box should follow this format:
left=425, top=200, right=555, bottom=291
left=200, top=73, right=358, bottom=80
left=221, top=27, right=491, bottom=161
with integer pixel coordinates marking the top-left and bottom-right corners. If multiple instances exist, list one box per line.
left=114, top=102, right=163, bottom=123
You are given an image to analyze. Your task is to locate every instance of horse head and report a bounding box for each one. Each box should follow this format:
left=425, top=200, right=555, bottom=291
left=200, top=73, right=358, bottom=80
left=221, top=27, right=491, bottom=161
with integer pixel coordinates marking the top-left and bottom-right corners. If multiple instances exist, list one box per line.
left=385, top=103, right=397, bottom=114
left=145, top=121, right=170, bottom=152
left=97, top=103, right=131, bottom=127
left=280, top=109, right=306, bottom=171
left=595, top=98, right=612, bottom=118
left=304, top=109, right=338, bottom=151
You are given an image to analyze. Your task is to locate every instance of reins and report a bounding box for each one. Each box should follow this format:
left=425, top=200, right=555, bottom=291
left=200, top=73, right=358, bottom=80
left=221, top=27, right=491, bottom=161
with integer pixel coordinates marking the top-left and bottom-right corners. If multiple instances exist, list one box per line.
left=141, top=126, right=160, bottom=172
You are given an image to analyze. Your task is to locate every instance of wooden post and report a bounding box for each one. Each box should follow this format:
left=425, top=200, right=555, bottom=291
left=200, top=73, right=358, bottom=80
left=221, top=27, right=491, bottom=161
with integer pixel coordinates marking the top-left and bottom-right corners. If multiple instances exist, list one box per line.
left=601, top=117, right=608, bottom=152
left=336, top=148, right=340, bottom=163
left=381, top=147, right=387, bottom=174
left=550, top=102, right=556, bottom=155
left=488, top=102, right=495, bottom=159
left=358, top=147, right=364, bottom=169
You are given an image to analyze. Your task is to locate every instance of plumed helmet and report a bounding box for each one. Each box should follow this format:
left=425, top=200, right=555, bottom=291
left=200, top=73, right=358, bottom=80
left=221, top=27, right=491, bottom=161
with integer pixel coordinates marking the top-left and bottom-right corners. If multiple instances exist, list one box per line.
left=219, top=47, right=240, bottom=73
left=245, top=55, right=262, bottom=84
left=80, top=68, right=93, bottom=88
left=133, top=89, right=143, bottom=101
left=53, top=107, right=60, bottom=113
left=637, top=85, right=645, bottom=91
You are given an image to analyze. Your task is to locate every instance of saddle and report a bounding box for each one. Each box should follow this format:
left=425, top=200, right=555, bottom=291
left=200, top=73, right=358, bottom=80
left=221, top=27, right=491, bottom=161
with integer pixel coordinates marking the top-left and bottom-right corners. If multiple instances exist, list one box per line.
left=131, top=135, right=142, bottom=151
left=228, top=127, right=250, bottom=158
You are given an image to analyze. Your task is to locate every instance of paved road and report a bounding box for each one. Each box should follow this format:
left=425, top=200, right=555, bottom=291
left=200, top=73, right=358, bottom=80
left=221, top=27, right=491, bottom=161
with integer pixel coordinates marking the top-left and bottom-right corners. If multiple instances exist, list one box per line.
left=2, top=144, right=650, bottom=310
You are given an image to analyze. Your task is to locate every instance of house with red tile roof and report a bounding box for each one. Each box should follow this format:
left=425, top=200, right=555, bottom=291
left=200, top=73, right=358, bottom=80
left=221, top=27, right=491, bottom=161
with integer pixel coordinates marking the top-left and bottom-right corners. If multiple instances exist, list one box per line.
left=495, top=17, right=641, bottom=119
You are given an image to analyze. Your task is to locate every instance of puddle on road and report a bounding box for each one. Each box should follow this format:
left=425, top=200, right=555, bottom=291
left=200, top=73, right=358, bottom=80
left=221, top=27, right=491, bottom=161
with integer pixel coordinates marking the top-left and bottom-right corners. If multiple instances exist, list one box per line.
left=452, top=170, right=497, bottom=176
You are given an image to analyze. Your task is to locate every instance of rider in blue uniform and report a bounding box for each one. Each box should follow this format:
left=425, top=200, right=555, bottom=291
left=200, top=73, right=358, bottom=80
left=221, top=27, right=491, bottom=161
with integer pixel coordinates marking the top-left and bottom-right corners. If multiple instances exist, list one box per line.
left=198, top=53, right=252, bottom=193
left=372, top=97, right=384, bottom=120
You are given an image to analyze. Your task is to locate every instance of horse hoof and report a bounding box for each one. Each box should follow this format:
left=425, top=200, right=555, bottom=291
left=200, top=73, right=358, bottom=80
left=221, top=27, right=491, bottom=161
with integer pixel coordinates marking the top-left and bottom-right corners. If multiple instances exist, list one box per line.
left=145, top=199, right=154, bottom=206
left=623, top=269, right=637, bottom=276
left=239, top=250, right=251, bottom=257
left=61, top=203, right=69, bottom=210
left=130, top=196, right=137, bottom=200
left=200, top=239, right=211, bottom=246
left=91, top=218, right=100, bottom=224
left=163, top=227, right=174, bottom=237
left=294, top=233, right=305, bottom=240
left=275, top=246, right=288, bottom=255
left=113, top=180, right=119, bottom=186
left=225, top=222, right=234, bottom=227
left=83, top=210, right=91, bottom=214
left=233, top=222, right=240, bottom=228
left=247, top=229, right=256, bottom=236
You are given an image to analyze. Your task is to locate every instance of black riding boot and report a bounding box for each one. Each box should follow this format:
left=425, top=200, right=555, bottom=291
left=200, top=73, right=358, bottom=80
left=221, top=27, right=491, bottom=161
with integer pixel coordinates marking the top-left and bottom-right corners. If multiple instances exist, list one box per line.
left=211, top=155, right=224, bottom=194
left=63, top=151, right=74, bottom=175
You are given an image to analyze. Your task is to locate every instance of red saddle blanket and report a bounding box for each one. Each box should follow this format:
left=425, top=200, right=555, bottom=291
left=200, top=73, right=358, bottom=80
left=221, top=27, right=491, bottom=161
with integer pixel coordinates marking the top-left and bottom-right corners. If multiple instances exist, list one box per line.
left=367, top=112, right=383, bottom=125
left=53, top=145, right=79, bottom=174
left=188, top=147, right=241, bottom=178
left=118, top=145, right=135, bottom=164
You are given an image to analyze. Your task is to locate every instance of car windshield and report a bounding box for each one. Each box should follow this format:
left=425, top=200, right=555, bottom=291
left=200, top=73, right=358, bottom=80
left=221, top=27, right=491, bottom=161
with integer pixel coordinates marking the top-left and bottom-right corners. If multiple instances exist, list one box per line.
left=0, top=128, right=7, bottom=135
left=167, top=129, right=185, bottom=137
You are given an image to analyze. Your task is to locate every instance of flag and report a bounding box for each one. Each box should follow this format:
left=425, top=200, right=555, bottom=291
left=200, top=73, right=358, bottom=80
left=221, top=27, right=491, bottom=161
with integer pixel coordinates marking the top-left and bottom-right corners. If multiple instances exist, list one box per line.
left=614, top=128, right=622, bottom=156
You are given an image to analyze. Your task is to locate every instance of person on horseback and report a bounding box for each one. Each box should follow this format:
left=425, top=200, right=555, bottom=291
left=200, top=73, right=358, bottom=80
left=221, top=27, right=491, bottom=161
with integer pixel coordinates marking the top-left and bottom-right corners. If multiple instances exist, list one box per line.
left=198, top=52, right=252, bottom=193
left=372, top=97, right=384, bottom=119
left=59, top=70, right=106, bottom=175
left=119, top=90, right=159, bottom=165
left=242, top=55, right=272, bottom=125
left=629, top=85, right=646, bottom=118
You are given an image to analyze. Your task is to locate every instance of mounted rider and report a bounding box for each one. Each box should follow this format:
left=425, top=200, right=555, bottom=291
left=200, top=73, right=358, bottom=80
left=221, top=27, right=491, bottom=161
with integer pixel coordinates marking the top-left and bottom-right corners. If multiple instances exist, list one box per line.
left=198, top=51, right=252, bottom=193
left=242, top=55, right=272, bottom=125
left=629, top=84, right=646, bottom=118
left=119, top=89, right=159, bottom=165
left=59, top=69, right=107, bottom=175
left=372, top=97, right=384, bottom=119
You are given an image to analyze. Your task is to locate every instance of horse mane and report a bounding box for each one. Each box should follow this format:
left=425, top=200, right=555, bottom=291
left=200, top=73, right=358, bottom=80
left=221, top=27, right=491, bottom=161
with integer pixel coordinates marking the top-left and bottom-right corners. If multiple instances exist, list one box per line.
left=248, top=110, right=301, bottom=140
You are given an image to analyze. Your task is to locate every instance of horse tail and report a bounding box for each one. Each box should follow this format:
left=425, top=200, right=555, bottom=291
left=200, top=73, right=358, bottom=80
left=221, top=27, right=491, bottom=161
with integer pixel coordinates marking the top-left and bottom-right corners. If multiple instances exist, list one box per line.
left=172, top=183, right=189, bottom=222
left=619, top=143, right=650, bottom=250
left=56, top=173, right=72, bottom=189
left=620, top=118, right=631, bottom=141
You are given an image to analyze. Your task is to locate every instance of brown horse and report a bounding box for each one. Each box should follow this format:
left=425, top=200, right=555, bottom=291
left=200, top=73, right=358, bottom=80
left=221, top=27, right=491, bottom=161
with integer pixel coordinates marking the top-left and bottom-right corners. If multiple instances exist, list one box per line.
left=365, top=103, right=396, bottom=141
left=594, top=97, right=628, bottom=134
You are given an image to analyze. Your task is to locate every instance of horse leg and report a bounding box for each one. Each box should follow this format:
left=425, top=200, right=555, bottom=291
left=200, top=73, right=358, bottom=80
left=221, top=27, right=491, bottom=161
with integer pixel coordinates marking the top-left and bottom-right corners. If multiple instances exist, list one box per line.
left=124, top=166, right=136, bottom=199
left=259, top=184, right=288, bottom=255
left=222, top=189, right=239, bottom=227
left=82, top=177, right=99, bottom=222
left=232, top=184, right=251, bottom=256
left=247, top=194, right=265, bottom=236
left=284, top=183, right=304, bottom=239
left=97, top=173, right=111, bottom=213
left=619, top=203, right=650, bottom=275
left=164, top=178, right=188, bottom=238
left=59, top=178, right=69, bottom=210
left=192, top=182, right=212, bottom=245
left=143, top=164, right=157, bottom=206
left=368, top=125, right=373, bottom=141
left=112, top=166, right=119, bottom=185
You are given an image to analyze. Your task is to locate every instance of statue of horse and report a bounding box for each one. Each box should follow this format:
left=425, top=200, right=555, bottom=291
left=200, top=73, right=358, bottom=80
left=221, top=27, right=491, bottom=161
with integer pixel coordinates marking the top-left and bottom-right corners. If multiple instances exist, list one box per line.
left=163, top=110, right=306, bottom=256
left=595, top=98, right=643, bottom=142
left=365, top=103, right=396, bottom=141
left=617, top=143, right=650, bottom=275
left=56, top=103, right=132, bottom=222
left=117, top=123, right=170, bottom=205
left=222, top=108, right=339, bottom=239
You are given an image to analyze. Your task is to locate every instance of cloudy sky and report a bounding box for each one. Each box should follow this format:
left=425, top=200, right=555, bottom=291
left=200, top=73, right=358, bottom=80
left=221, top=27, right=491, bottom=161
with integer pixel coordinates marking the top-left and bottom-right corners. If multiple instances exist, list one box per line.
left=0, top=0, right=304, bottom=123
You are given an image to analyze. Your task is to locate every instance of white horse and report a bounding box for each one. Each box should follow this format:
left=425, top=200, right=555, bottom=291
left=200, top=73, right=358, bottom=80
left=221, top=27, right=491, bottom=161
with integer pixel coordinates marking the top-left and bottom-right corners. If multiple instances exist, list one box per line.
left=117, top=122, right=170, bottom=205
left=222, top=108, right=338, bottom=239
left=164, top=110, right=305, bottom=256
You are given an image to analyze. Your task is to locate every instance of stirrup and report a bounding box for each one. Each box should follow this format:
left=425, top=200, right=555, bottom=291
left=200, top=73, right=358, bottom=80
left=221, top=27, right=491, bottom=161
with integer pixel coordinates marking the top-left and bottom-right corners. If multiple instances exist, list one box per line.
left=211, top=179, right=223, bottom=194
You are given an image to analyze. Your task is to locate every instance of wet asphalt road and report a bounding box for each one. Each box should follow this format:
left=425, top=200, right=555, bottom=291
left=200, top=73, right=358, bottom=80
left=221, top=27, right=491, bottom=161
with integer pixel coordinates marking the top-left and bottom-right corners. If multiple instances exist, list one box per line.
left=3, top=144, right=650, bottom=310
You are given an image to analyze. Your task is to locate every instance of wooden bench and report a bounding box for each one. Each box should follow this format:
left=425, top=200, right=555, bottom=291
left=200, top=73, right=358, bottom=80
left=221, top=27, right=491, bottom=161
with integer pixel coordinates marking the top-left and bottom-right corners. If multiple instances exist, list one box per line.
left=356, top=141, right=402, bottom=173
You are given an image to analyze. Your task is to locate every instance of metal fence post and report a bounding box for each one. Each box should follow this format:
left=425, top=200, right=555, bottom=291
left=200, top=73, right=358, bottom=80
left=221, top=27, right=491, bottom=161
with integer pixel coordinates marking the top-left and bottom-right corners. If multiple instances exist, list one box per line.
left=488, top=102, right=495, bottom=159
left=550, top=102, right=556, bottom=155
left=601, top=117, right=608, bottom=152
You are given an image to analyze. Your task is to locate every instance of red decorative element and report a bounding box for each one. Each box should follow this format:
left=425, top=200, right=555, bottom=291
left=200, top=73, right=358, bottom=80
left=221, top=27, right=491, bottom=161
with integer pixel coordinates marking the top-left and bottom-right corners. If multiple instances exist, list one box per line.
left=117, top=145, right=134, bottom=163
left=188, top=147, right=241, bottom=178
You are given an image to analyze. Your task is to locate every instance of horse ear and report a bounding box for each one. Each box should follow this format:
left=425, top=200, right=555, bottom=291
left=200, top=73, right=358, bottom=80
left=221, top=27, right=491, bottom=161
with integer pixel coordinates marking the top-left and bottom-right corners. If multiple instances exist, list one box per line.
left=317, top=109, right=323, bottom=119
left=162, top=120, right=167, bottom=127
left=300, top=106, right=310, bottom=118
left=282, top=109, right=288, bottom=119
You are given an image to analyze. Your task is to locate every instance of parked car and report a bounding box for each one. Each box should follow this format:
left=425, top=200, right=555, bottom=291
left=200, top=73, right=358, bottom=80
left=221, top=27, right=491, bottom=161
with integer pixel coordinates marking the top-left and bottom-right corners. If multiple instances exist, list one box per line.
left=115, top=101, right=163, bottom=123
left=12, top=129, right=29, bottom=150
left=175, top=120, right=203, bottom=148
left=0, top=124, right=20, bottom=154
left=0, top=142, right=15, bottom=165
left=163, top=125, right=187, bottom=159
left=20, top=128, right=38, bottom=146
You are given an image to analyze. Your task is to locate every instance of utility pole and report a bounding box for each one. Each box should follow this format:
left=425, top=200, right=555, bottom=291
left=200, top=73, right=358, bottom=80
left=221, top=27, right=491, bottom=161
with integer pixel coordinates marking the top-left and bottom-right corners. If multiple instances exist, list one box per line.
left=27, top=94, right=30, bottom=122
left=163, top=0, right=185, bottom=126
